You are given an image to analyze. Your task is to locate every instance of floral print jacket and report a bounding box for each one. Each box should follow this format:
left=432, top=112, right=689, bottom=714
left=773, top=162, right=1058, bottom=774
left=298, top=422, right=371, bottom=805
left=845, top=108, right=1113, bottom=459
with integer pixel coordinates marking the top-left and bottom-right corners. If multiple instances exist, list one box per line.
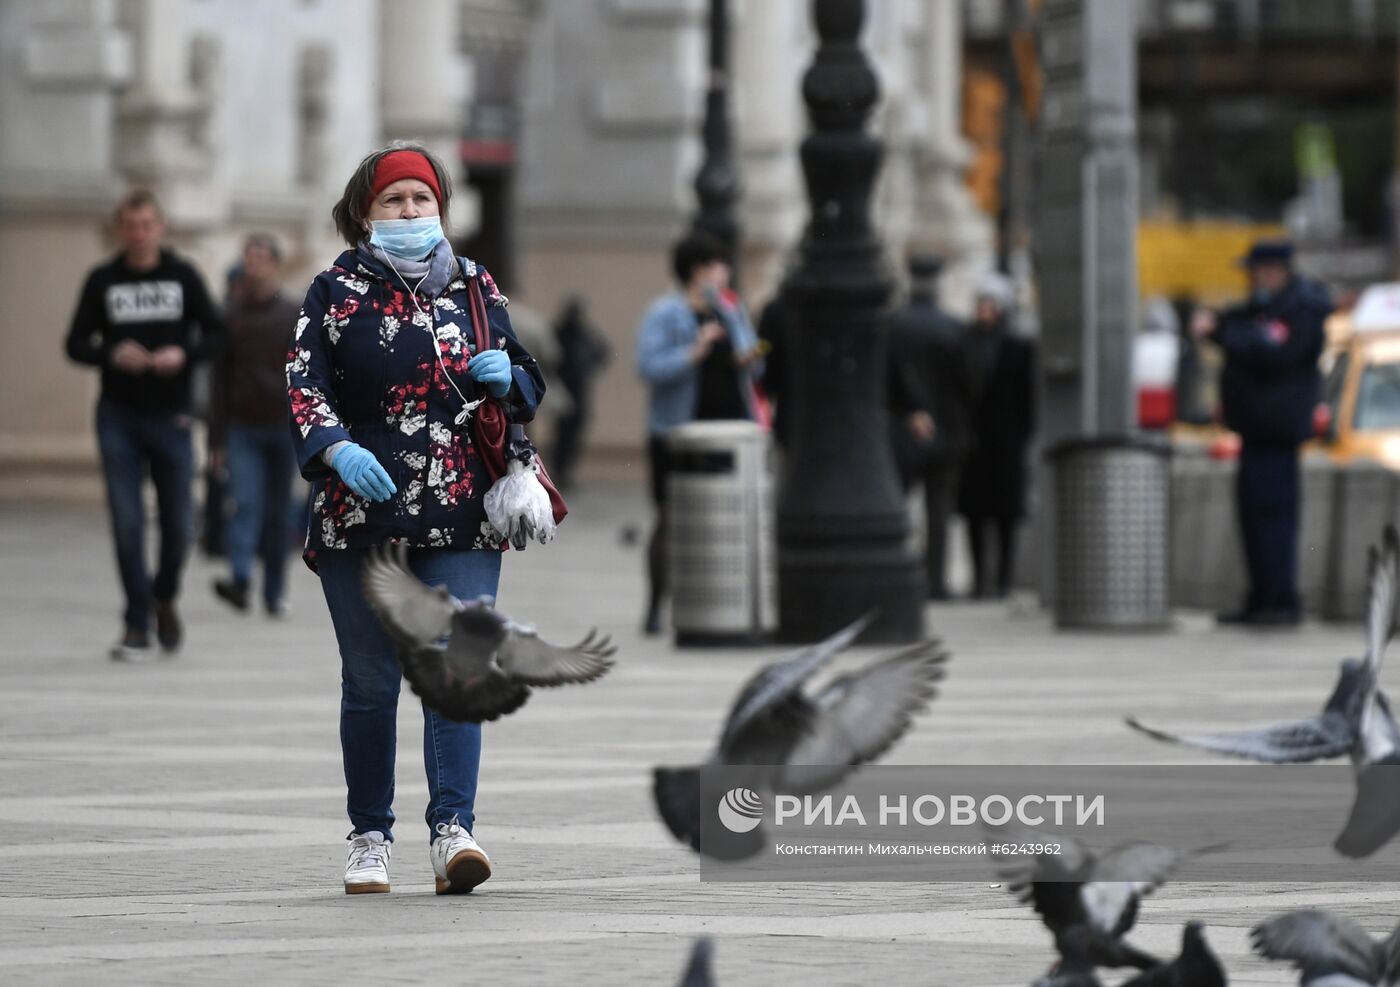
left=287, top=247, right=544, bottom=563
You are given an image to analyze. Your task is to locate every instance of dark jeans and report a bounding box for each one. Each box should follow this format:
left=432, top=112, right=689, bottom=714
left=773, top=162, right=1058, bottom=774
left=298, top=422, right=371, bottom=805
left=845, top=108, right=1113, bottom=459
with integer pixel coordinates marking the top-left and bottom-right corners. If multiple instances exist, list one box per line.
left=921, top=461, right=959, bottom=599
left=95, top=399, right=194, bottom=633
left=317, top=546, right=501, bottom=843
left=1237, top=444, right=1301, bottom=615
left=226, top=424, right=296, bottom=606
left=966, top=514, right=1018, bottom=599
left=552, top=394, right=591, bottom=489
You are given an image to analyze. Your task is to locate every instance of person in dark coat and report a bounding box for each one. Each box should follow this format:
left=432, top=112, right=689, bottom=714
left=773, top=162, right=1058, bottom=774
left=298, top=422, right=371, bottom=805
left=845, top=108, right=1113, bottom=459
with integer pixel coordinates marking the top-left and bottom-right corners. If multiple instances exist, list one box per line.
left=551, top=297, right=610, bottom=491
left=1194, top=240, right=1329, bottom=627
left=887, top=254, right=971, bottom=600
left=958, top=273, right=1035, bottom=599
left=211, top=234, right=301, bottom=616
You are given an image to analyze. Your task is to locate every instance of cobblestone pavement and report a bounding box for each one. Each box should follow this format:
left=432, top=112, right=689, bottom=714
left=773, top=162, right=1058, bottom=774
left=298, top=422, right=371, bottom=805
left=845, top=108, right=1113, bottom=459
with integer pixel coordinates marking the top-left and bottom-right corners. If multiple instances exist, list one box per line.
left=1, top=488, right=1394, bottom=985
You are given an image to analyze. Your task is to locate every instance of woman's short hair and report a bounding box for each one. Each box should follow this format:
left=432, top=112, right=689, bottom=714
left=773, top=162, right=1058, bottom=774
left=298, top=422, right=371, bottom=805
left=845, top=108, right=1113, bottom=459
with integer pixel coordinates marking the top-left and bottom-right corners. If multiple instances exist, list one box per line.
left=331, top=142, right=452, bottom=247
left=671, top=231, right=729, bottom=285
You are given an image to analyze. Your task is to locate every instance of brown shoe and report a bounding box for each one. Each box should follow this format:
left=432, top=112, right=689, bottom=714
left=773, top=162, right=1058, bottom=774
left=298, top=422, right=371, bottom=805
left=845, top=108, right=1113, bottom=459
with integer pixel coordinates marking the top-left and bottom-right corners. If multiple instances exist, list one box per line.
left=155, top=600, right=182, bottom=653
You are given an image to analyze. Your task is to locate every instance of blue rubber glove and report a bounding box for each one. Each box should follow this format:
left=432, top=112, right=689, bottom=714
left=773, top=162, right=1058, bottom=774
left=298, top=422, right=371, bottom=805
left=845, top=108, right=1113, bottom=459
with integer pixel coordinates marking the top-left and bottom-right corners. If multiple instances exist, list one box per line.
left=330, top=443, right=397, bottom=502
left=468, top=348, right=514, bottom=398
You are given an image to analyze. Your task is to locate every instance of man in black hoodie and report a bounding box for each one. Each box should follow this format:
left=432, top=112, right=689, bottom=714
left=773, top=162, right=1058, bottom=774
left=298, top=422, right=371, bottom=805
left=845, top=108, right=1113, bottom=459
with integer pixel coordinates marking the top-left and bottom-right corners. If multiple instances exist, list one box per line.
left=1195, top=241, right=1330, bottom=628
left=66, top=190, right=227, bottom=659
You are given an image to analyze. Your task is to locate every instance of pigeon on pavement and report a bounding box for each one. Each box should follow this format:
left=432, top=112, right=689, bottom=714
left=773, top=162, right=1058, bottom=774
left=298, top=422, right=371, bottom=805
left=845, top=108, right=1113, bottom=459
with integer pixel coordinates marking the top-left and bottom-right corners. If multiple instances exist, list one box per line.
left=1119, top=922, right=1227, bottom=986
left=652, top=615, right=949, bottom=859
left=361, top=541, right=614, bottom=722
left=1251, top=909, right=1400, bottom=986
left=1127, top=525, right=1400, bottom=857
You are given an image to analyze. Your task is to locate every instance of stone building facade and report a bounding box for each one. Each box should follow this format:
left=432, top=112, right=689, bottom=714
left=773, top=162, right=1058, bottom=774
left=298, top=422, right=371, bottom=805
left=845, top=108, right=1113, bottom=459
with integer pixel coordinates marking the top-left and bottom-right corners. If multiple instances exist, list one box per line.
left=0, top=0, right=988, bottom=487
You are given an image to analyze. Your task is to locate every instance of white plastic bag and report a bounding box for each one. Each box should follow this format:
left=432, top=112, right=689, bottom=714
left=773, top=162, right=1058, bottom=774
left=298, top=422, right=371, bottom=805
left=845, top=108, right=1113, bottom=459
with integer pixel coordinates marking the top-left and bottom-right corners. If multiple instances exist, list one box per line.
left=484, top=459, right=557, bottom=550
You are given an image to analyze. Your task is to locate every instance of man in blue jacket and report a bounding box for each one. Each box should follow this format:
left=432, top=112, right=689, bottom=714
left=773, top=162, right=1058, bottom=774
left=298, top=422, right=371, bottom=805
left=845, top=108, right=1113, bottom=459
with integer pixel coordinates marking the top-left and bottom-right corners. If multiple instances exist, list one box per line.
left=1195, top=241, right=1330, bottom=627
left=635, top=232, right=762, bottom=635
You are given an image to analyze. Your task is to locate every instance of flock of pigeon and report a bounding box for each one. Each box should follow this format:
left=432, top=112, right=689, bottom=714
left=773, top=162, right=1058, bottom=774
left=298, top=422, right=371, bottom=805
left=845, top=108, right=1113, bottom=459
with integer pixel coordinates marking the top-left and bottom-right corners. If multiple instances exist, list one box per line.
left=358, top=528, right=1400, bottom=986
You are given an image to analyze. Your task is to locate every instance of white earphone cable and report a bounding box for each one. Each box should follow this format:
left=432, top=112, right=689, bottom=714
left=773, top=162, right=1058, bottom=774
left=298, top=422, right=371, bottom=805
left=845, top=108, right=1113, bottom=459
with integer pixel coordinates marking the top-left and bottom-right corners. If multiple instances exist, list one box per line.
left=384, top=254, right=482, bottom=425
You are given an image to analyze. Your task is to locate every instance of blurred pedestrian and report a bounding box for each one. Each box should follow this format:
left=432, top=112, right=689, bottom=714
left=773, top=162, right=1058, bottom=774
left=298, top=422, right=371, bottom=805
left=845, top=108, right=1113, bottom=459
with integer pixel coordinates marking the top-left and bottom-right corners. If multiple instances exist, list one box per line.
left=288, top=142, right=544, bottom=895
left=64, top=189, right=227, bottom=660
left=194, top=262, right=248, bottom=559
left=210, top=233, right=300, bottom=616
left=635, top=231, right=762, bottom=635
left=1194, top=240, right=1330, bottom=628
left=886, top=254, right=971, bottom=600
left=958, top=272, right=1035, bottom=599
left=552, top=297, right=611, bottom=491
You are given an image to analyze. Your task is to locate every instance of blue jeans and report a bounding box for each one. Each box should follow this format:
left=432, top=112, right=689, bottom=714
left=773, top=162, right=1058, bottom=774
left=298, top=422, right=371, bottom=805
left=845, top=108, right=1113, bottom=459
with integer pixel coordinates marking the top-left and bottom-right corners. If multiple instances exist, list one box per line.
left=95, top=399, right=194, bottom=632
left=317, top=547, right=502, bottom=843
left=226, top=424, right=296, bottom=606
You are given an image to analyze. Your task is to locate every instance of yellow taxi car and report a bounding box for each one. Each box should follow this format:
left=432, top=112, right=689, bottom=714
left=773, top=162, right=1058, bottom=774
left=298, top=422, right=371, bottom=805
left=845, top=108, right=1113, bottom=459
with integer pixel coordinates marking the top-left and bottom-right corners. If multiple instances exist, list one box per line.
left=1315, top=283, right=1400, bottom=469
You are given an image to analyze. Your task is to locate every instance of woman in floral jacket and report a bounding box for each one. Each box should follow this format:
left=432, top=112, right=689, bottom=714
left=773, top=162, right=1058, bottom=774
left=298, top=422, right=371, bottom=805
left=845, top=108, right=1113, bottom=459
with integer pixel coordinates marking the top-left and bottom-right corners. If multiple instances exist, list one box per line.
left=287, top=143, right=544, bottom=897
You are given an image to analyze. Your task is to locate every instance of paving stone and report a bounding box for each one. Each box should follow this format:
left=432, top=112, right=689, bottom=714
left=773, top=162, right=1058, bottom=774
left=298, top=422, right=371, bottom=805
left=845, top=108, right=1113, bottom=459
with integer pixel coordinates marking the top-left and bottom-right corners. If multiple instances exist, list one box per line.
left=0, top=490, right=1385, bottom=985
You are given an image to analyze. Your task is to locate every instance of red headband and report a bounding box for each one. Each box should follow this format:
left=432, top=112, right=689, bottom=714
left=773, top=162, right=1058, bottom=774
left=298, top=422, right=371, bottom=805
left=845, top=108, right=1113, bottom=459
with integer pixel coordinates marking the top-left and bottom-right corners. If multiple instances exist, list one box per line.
left=367, top=150, right=442, bottom=207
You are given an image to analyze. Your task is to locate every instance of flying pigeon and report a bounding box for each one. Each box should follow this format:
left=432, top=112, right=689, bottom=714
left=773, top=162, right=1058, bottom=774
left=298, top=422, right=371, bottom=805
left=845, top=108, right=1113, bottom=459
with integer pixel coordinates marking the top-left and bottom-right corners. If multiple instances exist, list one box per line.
left=676, top=936, right=715, bottom=987
left=1126, top=525, right=1400, bottom=857
left=989, top=830, right=1205, bottom=974
left=361, top=541, right=615, bottom=722
left=1118, top=922, right=1227, bottom=987
left=1251, top=909, right=1400, bottom=986
left=652, top=615, right=949, bottom=859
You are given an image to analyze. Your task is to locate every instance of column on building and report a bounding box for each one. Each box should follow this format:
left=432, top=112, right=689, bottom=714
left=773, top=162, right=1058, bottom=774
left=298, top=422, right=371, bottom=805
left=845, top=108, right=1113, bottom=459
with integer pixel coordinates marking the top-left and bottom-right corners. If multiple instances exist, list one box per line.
left=910, top=0, right=994, bottom=316
left=518, top=0, right=708, bottom=459
left=732, top=0, right=805, bottom=305
left=380, top=0, right=474, bottom=232
left=116, top=0, right=223, bottom=227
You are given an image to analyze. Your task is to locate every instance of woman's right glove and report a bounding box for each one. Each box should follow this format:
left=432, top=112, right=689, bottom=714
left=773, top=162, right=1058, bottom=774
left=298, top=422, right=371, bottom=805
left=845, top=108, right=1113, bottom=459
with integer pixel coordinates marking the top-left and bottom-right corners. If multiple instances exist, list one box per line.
left=330, top=443, right=397, bottom=502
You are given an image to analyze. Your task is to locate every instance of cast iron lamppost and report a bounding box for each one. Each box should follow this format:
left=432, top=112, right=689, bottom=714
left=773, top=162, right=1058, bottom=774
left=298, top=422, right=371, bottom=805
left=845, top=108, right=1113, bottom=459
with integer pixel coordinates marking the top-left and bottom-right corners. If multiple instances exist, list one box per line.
left=691, top=0, right=740, bottom=269
left=775, top=0, right=924, bottom=644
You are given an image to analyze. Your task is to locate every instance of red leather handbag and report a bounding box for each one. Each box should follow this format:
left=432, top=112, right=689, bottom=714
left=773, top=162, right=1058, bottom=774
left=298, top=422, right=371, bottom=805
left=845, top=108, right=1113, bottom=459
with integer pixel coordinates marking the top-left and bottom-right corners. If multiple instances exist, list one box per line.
left=464, top=273, right=568, bottom=527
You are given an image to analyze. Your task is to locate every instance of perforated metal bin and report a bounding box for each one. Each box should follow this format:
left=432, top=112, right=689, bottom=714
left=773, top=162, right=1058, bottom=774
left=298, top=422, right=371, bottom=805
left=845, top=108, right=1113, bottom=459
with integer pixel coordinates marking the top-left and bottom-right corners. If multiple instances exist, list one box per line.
left=1050, top=436, right=1172, bottom=629
left=666, top=421, right=777, bottom=645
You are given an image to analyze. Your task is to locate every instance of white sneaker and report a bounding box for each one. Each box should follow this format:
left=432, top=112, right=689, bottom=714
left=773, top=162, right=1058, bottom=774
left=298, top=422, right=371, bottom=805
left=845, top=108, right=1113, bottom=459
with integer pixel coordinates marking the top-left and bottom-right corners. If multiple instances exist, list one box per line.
left=344, top=831, right=391, bottom=894
left=430, top=816, right=491, bottom=894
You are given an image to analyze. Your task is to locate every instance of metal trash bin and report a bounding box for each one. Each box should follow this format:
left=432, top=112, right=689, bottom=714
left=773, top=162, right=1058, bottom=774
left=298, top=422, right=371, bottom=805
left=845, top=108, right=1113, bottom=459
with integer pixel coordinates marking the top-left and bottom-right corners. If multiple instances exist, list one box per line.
left=1049, top=436, right=1171, bottom=629
left=667, top=421, right=776, bottom=645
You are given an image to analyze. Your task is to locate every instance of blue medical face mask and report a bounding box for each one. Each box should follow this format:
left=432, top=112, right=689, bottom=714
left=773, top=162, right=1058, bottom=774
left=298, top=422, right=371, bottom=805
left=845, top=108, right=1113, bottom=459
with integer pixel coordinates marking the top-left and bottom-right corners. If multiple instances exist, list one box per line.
left=368, top=216, right=444, bottom=260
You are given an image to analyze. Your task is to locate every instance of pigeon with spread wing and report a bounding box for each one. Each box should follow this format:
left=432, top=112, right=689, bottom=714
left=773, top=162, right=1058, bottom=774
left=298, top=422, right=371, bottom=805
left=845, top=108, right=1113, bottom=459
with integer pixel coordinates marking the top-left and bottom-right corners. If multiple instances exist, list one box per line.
left=1252, top=909, right=1400, bottom=986
left=1127, top=525, right=1400, bottom=857
left=989, top=829, right=1218, bottom=976
left=652, top=615, right=949, bottom=859
left=1119, top=922, right=1227, bottom=987
left=361, top=542, right=614, bottom=722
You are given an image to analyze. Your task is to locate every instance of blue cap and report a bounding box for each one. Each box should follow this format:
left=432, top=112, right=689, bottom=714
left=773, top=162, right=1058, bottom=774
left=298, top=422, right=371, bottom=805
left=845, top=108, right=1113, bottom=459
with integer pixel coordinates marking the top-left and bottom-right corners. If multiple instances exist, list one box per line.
left=1239, top=240, right=1294, bottom=267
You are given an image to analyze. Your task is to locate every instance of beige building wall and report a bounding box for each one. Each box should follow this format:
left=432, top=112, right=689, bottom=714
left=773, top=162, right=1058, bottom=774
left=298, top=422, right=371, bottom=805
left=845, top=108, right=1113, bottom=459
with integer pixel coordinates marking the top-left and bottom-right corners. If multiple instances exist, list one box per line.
left=1, top=0, right=989, bottom=493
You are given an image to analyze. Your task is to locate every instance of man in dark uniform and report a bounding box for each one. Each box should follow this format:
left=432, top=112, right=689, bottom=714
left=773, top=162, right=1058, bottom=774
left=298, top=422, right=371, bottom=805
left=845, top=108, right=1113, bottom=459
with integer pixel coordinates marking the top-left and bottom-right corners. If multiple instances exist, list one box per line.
left=1195, top=241, right=1330, bottom=627
left=886, top=254, right=971, bottom=600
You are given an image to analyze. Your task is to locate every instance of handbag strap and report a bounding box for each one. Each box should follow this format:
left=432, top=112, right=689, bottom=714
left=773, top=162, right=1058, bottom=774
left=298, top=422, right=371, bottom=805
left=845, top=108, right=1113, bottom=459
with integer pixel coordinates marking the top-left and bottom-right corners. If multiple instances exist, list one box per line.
left=460, top=261, right=507, bottom=481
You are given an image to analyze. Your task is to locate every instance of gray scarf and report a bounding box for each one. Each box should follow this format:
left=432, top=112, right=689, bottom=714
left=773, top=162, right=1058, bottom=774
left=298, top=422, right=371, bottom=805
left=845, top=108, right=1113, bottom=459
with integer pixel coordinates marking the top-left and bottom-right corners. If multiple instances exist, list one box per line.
left=356, top=237, right=460, bottom=300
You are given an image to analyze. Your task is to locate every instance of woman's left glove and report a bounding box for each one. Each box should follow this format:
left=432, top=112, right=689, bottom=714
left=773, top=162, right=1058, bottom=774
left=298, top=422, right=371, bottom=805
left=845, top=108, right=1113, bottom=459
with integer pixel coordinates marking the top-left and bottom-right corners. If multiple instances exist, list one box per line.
left=467, top=348, right=513, bottom=398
